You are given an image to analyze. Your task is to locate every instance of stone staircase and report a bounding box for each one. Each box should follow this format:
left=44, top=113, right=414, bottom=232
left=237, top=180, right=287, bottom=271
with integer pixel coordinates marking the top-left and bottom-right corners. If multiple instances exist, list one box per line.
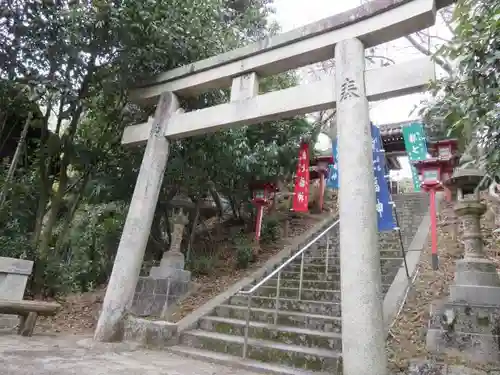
left=170, top=193, right=429, bottom=374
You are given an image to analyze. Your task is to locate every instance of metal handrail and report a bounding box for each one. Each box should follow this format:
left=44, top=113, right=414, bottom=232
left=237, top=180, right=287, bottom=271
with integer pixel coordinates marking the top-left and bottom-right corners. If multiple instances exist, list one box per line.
left=237, top=217, right=340, bottom=359
left=238, top=218, right=340, bottom=296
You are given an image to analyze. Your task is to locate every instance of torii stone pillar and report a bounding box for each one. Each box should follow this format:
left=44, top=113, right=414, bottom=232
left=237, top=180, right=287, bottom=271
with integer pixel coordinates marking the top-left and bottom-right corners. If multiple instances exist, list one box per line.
left=94, top=92, right=179, bottom=341
left=336, top=38, right=387, bottom=375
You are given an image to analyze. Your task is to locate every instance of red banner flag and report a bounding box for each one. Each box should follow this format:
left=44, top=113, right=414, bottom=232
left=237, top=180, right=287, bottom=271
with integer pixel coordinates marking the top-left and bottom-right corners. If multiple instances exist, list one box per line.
left=293, top=142, right=310, bottom=212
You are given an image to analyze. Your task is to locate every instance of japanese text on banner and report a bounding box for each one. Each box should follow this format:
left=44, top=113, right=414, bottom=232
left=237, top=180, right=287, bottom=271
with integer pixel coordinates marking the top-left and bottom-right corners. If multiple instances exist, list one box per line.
left=327, top=124, right=396, bottom=231
left=293, top=142, right=310, bottom=212
left=326, top=140, right=339, bottom=189
left=371, top=125, right=396, bottom=231
left=402, top=122, right=428, bottom=192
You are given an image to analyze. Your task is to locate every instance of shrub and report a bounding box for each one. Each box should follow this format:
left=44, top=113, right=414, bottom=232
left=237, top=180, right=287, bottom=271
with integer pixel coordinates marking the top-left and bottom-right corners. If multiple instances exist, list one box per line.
left=233, top=232, right=254, bottom=269
left=236, top=245, right=253, bottom=269
left=261, top=215, right=281, bottom=243
left=187, top=255, right=217, bottom=276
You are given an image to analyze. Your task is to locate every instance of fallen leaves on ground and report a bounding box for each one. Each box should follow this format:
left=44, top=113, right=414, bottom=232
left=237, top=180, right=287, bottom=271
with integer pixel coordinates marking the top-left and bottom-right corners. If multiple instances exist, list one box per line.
left=37, top=211, right=327, bottom=333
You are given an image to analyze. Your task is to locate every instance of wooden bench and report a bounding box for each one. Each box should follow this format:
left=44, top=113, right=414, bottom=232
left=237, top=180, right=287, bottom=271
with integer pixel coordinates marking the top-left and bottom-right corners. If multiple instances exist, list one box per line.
left=0, top=299, right=61, bottom=336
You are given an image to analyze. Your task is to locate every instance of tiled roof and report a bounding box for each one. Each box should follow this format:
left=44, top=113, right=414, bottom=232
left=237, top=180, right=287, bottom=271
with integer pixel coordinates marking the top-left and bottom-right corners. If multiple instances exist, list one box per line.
left=378, top=120, right=419, bottom=138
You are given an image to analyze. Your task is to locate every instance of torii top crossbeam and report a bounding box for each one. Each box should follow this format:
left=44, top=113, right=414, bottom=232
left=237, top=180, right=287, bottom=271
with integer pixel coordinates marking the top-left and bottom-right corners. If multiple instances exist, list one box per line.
left=130, top=0, right=453, bottom=101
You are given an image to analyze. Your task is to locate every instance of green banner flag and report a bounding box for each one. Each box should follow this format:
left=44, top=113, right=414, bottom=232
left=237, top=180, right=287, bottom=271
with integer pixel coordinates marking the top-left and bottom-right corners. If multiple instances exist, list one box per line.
left=402, top=122, right=428, bottom=192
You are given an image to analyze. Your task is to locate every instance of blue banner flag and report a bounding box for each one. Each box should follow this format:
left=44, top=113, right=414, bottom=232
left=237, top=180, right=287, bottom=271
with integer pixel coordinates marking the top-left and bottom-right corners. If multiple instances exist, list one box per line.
left=371, top=125, right=396, bottom=231
left=326, top=140, right=339, bottom=189
left=326, top=124, right=396, bottom=231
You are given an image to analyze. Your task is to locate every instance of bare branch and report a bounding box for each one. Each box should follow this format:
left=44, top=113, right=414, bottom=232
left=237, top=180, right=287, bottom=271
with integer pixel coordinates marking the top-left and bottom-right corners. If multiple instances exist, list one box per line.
left=405, top=35, right=454, bottom=76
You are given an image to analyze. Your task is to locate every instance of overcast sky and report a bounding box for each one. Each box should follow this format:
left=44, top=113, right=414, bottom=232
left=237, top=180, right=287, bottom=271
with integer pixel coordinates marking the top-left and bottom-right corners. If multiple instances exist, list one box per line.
left=270, top=0, right=447, bottom=178
left=271, top=0, right=428, bottom=126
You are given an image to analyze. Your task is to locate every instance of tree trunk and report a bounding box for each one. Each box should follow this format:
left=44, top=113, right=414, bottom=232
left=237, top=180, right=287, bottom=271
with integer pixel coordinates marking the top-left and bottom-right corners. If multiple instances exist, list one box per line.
left=32, top=158, right=69, bottom=293
left=54, top=172, right=91, bottom=255
left=228, top=195, right=239, bottom=219
left=186, top=199, right=201, bottom=263
left=208, top=182, right=224, bottom=217
left=0, top=112, right=32, bottom=210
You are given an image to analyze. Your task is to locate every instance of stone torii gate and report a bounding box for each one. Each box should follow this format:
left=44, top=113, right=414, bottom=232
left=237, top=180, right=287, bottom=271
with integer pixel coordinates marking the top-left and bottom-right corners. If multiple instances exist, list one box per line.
left=95, top=0, right=453, bottom=373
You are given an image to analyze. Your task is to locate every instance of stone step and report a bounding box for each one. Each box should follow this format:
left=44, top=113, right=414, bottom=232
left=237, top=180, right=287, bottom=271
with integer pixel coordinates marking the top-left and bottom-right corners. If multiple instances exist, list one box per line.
left=168, top=345, right=331, bottom=375
left=254, top=286, right=341, bottom=302
left=379, top=249, right=406, bottom=258
left=259, top=280, right=392, bottom=295
left=274, top=271, right=401, bottom=285
left=290, top=256, right=338, bottom=264
left=262, top=278, right=338, bottom=291
left=285, top=263, right=341, bottom=273
left=213, top=304, right=342, bottom=332
left=380, top=257, right=404, bottom=275
left=180, top=330, right=342, bottom=372
left=278, top=271, right=340, bottom=282
left=228, top=295, right=341, bottom=316
left=199, top=316, right=342, bottom=350
left=284, top=257, right=403, bottom=275
left=292, top=251, right=405, bottom=264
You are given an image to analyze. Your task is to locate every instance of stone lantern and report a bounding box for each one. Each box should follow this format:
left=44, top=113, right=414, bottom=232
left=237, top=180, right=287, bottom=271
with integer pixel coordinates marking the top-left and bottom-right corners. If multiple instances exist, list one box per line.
left=130, top=203, right=192, bottom=319
left=443, top=168, right=500, bottom=304
left=426, top=167, right=500, bottom=363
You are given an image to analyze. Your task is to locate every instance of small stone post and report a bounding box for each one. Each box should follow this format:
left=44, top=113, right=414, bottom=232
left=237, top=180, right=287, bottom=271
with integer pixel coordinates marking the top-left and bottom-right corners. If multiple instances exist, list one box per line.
left=94, top=92, right=179, bottom=342
left=150, top=208, right=190, bottom=280
left=335, top=38, right=388, bottom=375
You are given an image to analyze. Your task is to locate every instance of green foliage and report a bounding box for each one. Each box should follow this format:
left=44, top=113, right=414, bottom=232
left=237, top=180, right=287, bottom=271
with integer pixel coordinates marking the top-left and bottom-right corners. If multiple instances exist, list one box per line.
left=233, top=233, right=255, bottom=269
left=0, top=0, right=317, bottom=295
left=236, top=246, right=254, bottom=269
left=260, top=215, right=281, bottom=243
left=420, top=0, right=500, bottom=176
left=187, top=255, right=218, bottom=276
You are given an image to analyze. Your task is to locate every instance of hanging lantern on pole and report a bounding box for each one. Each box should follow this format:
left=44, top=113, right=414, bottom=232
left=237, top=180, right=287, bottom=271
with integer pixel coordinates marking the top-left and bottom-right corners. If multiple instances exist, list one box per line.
left=428, top=139, right=459, bottom=201
left=249, top=180, right=278, bottom=242
left=412, top=153, right=459, bottom=270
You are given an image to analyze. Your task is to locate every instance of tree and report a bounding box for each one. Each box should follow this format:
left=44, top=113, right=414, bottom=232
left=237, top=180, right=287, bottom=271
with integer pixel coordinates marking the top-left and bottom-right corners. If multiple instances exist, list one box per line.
left=0, top=0, right=316, bottom=295
left=420, top=0, right=500, bottom=177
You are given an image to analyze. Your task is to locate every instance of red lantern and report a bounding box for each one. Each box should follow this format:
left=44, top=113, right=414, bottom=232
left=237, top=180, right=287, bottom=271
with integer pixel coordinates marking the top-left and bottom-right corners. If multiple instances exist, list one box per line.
left=429, top=139, right=458, bottom=160
left=249, top=181, right=278, bottom=242
left=310, top=155, right=334, bottom=212
left=412, top=158, right=452, bottom=271
left=428, top=139, right=460, bottom=201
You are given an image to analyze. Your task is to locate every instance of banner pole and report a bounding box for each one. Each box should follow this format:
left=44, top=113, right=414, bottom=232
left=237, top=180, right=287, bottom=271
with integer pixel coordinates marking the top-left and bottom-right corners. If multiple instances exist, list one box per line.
left=429, top=188, right=439, bottom=270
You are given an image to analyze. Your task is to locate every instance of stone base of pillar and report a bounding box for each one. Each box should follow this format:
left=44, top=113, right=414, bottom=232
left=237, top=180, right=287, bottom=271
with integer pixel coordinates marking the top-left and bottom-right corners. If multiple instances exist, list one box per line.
left=130, top=251, right=192, bottom=318
left=426, top=299, right=500, bottom=364
left=449, top=258, right=500, bottom=305
left=129, top=276, right=192, bottom=318
left=149, top=251, right=191, bottom=282
left=0, top=315, right=18, bottom=330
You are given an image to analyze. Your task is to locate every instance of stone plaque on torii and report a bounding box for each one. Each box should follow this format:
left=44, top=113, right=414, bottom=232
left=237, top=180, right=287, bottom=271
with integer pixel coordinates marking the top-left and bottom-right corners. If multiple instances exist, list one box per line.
left=94, top=0, right=454, bottom=373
